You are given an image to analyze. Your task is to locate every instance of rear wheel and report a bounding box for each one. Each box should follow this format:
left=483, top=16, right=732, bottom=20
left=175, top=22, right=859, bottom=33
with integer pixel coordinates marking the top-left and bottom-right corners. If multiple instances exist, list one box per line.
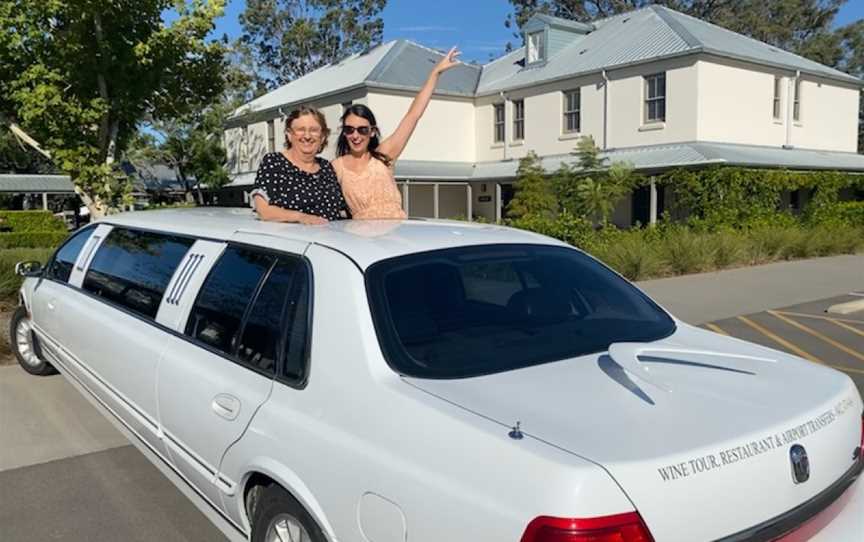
left=10, top=306, right=55, bottom=376
left=251, top=484, right=325, bottom=542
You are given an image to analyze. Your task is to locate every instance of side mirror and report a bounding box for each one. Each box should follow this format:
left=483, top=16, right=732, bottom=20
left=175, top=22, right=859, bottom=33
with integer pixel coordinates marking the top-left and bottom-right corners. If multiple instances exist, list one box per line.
left=15, top=261, right=44, bottom=277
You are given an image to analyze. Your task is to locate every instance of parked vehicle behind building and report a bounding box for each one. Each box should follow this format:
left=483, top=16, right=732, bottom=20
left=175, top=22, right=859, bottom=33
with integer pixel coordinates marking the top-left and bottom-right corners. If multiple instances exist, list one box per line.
left=10, top=208, right=864, bottom=542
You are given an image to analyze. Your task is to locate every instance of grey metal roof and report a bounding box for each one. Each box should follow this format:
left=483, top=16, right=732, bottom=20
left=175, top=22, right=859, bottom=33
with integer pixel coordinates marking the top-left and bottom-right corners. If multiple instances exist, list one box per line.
left=0, top=174, right=74, bottom=193
left=477, top=5, right=860, bottom=95
left=226, top=143, right=864, bottom=187
left=230, top=41, right=480, bottom=122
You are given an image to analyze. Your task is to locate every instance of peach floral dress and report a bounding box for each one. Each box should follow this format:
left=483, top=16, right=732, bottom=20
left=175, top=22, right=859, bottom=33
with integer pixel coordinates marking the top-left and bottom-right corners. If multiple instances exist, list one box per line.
left=332, top=156, right=407, bottom=220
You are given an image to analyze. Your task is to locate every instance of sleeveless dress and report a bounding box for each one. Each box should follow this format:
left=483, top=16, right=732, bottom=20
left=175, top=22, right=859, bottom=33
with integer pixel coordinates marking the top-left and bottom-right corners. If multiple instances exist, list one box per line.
left=332, top=156, right=407, bottom=220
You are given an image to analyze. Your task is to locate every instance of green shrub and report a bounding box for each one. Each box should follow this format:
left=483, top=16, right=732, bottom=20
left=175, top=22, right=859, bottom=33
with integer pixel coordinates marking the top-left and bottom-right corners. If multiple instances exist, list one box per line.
left=807, top=201, right=864, bottom=228
left=660, top=228, right=716, bottom=275
left=592, top=232, right=665, bottom=281
left=0, top=232, right=68, bottom=249
left=508, top=212, right=595, bottom=248
left=711, top=231, right=748, bottom=269
left=0, top=248, right=55, bottom=299
left=0, top=210, right=66, bottom=233
left=746, top=227, right=797, bottom=263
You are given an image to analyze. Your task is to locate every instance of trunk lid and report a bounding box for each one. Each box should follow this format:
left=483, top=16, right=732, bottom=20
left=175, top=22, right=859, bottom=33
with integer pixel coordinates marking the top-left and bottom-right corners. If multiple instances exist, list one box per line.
left=406, top=325, right=863, bottom=542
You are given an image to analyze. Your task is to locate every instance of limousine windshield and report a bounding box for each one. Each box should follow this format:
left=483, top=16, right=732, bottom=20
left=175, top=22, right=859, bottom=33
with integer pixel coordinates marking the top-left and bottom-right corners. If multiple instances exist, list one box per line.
left=366, top=244, right=677, bottom=379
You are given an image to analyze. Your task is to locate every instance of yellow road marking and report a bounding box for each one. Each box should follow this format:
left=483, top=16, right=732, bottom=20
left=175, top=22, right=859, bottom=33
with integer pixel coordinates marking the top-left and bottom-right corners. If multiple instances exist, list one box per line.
left=736, top=315, right=822, bottom=364
left=767, top=310, right=864, bottom=364
left=827, top=319, right=864, bottom=339
left=774, top=310, right=864, bottom=327
left=704, top=323, right=729, bottom=336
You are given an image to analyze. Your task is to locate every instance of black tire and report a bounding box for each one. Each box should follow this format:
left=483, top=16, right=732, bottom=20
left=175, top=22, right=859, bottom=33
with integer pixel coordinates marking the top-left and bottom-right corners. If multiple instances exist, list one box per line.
left=9, top=306, right=55, bottom=376
left=251, top=484, right=326, bottom=542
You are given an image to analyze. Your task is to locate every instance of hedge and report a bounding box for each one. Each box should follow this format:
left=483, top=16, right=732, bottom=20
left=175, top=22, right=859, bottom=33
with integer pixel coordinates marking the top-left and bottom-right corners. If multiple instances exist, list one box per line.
left=0, top=210, right=67, bottom=233
left=0, top=232, right=68, bottom=249
left=0, top=247, right=54, bottom=298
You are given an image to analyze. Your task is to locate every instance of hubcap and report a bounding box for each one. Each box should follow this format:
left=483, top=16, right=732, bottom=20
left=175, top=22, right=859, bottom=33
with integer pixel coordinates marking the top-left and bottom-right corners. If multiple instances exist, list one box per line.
left=15, top=317, right=41, bottom=367
left=265, top=513, right=311, bottom=542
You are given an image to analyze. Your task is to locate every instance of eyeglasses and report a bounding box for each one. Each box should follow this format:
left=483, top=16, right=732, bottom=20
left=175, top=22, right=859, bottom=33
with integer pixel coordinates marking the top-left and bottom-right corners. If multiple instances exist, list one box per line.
left=289, top=128, right=322, bottom=137
left=342, top=125, right=373, bottom=136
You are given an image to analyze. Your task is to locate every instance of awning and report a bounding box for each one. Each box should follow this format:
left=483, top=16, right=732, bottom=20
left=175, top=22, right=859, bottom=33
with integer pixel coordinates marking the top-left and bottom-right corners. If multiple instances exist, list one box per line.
left=0, top=174, right=75, bottom=193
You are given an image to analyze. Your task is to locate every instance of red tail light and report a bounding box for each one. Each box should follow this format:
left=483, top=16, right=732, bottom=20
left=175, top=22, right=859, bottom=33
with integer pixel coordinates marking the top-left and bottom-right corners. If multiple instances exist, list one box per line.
left=521, top=512, right=654, bottom=542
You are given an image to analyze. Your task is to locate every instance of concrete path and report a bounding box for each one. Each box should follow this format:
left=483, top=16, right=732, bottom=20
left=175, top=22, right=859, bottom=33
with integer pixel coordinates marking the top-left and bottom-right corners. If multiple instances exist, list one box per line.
left=637, top=254, right=864, bottom=325
left=0, top=365, right=128, bottom=472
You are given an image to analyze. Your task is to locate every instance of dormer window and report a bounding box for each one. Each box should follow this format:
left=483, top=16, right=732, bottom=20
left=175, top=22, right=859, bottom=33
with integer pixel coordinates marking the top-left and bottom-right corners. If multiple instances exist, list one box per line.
left=527, top=31, right=546, bottom=64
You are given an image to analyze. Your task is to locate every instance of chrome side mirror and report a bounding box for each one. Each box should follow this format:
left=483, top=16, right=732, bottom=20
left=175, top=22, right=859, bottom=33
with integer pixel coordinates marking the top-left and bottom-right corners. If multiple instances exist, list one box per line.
left=15, top=261, right=43, bottom=277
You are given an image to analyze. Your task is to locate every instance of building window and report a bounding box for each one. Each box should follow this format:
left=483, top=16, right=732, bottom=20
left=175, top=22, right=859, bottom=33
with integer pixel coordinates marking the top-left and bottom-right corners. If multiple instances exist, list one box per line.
left=527, top=31, right=545, bottom=64
left=563, top=89, right=581, bottom=133
left=793, top=78, right=801, bottom=122
left=513, top=100, right=525, bottom=141
left=644, top=72, right=666, bottom=123
left=494, top=103, right=505, bottom=143
left=267, top=120, right=275, bottom=153
left=773, top=77, right=782, bottom=120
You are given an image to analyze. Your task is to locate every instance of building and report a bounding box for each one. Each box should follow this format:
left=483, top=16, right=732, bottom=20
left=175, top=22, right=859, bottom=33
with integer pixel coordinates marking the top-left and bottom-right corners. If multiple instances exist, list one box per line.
left=223, top=5, right=864, bottom=224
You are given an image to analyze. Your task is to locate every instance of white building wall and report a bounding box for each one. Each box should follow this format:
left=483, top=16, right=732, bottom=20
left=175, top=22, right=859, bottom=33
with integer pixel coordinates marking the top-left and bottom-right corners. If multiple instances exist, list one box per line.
left=697, top=57, right=859, bottom=152
left=365, top=92, right=476, bottom=162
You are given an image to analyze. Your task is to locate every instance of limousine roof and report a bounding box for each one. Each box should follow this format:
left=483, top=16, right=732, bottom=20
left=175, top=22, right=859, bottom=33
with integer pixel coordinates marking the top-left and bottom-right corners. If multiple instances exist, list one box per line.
left=99, top=208, right=565, bottom=269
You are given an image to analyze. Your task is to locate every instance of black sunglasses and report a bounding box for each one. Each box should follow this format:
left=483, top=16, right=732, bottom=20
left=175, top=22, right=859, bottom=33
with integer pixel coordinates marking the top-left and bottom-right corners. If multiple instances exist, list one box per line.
left=342, top=125, right=373, bottom=136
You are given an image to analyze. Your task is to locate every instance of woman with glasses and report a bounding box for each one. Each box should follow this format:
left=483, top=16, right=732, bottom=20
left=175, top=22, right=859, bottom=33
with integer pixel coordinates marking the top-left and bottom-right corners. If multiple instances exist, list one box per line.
left=252, top=107, right=349, bottom=224
left=332, top=47, right=461, bottom=220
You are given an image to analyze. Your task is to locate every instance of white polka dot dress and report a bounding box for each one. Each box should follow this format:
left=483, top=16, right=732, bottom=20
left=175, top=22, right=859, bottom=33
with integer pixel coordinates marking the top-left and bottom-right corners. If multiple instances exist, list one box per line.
left=251, top=153, right=349, bottom=220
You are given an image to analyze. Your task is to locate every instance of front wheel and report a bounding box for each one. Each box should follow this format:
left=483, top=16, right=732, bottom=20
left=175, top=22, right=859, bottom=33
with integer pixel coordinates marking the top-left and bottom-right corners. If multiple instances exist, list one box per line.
left=9, top=306, right=55, bottom=376
left=251, top=485, right=326, bottom=542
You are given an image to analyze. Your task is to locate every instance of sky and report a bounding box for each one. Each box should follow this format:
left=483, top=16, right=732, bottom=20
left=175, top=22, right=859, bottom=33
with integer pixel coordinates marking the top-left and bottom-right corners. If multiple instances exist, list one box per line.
left=210, top=0, right=864, bottom=65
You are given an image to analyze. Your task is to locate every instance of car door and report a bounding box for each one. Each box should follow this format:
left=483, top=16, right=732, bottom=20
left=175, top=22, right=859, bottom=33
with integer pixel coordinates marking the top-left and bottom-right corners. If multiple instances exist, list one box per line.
left=46, top=226, right=195, bottom=454
left=157, top=235, right=309, bottom=511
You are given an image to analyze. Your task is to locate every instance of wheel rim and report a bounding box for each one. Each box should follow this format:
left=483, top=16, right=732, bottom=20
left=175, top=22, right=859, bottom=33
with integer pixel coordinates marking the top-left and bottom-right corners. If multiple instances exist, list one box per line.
left=265, top=513, right=311, bottom=542
left=15, top=316, right=41, bottom=367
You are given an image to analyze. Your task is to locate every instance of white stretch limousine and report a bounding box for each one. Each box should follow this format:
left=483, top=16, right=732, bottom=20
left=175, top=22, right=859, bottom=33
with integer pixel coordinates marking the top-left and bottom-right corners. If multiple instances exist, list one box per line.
left=10, top=208, right=864, bottom=542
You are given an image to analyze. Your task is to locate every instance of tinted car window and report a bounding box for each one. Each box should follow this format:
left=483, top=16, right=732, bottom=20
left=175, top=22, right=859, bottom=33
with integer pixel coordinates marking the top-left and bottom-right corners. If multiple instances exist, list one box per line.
left=237, top=258, right=298, bottom=374
left=366, top=244, right=676, bottom=379
left=45, top=227, right=92, bottom=283
left=83, top=228, right=193, bottom=319
left=186, top=247, right=274, bottom=356
left=281, top=265, right=310, bottom=382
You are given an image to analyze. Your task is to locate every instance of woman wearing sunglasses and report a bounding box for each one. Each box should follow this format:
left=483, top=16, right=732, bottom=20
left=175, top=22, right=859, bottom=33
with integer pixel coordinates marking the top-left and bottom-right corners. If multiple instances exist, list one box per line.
left=332, top=47, right=461, bottom=220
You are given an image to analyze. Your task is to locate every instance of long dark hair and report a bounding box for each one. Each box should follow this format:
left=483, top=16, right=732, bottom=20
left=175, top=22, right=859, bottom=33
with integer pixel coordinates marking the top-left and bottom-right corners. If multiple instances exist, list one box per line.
left=337, top=104, right=392, bottom=166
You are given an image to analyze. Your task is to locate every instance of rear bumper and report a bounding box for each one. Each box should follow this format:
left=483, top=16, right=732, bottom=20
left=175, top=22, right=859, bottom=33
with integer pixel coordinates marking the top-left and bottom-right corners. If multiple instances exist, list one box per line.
left=716, top=458, right=863, bottom=542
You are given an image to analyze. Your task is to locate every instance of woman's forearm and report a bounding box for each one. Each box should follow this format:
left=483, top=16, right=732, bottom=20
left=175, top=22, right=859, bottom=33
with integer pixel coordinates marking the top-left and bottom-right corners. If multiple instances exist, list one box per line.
left=254, top=197, right=323, bottom=223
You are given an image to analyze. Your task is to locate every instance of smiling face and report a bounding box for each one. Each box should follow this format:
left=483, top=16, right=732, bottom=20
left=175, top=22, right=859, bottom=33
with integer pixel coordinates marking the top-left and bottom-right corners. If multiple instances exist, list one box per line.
left=342, top=113, right=375, bottom=154
left=286, top=113, right=325, bottom=156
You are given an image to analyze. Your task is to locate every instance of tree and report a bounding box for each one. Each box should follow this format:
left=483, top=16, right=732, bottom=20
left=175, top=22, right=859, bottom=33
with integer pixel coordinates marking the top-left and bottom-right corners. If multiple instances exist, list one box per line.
left=0, top=129, right=55, bottom=174
left=240, top=0, right=387, bottom=89
left=507, top=152, right=558, bottom=219
left=0, top=0, right=226, bottom=218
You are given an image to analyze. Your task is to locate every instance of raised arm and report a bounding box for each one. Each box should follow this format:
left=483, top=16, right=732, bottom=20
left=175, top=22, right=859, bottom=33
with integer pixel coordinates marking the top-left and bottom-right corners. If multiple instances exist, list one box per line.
left=378, top=47, right=461, bottom=161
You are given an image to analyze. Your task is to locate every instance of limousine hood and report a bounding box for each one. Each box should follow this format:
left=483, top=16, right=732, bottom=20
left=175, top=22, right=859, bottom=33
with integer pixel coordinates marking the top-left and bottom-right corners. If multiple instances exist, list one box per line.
left=405, top=324, right=864, bottom=542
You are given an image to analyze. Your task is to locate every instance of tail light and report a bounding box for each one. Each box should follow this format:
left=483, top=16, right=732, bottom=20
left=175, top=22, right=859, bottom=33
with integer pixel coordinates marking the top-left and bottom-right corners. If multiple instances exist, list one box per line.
left=521, top=512, right=654, bottom=542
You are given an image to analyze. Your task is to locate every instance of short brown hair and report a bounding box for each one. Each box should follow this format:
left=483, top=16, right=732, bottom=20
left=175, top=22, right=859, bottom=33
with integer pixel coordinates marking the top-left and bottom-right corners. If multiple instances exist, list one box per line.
left=284, top=106, right=330, bottom=153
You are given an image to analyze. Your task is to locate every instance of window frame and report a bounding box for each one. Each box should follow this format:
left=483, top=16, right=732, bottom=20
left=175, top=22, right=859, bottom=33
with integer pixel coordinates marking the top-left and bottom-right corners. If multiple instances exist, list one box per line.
left=182, top=242, right=315, bottom=387
left=773, top=76, right=783, bottom=121
left=563, top=89, right=581, bottom=134
left=493, top=103, right=506, bottom=143
left=512, top=99, right=525, bottom=141
left=526, top=30, right=546, bottom=64
left=644, top=72, right=666, bottom=124
left=43, top=225, right=97, bottom=284
left=267, top=119, right=276, bottom=153
left=81, top=227, right=195, bottom=321
left=793, top=78, right=802, bottom=123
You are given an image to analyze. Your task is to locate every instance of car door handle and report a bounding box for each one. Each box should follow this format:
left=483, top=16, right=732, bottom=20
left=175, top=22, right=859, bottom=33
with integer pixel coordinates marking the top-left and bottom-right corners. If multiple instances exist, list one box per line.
left=211, top=394, right=241, bottom=421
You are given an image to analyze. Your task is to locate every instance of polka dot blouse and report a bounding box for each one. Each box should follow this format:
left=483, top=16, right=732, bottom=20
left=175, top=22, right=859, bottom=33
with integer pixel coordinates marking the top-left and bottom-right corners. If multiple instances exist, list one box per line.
left=251, top=152, right=349, bottom=221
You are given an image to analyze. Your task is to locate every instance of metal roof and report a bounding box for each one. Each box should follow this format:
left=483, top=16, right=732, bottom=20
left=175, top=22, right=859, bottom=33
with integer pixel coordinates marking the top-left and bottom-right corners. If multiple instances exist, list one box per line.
left=0, top=174, right=74, bottom=193
left=226, top=143, right=864, bottom=187
left=476, top=5, right=860, bottom=95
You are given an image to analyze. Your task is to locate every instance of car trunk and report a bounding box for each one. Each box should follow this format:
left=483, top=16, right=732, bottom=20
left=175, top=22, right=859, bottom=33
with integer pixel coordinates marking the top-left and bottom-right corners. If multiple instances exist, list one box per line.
left=405, top=327, right=863, bottom=542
